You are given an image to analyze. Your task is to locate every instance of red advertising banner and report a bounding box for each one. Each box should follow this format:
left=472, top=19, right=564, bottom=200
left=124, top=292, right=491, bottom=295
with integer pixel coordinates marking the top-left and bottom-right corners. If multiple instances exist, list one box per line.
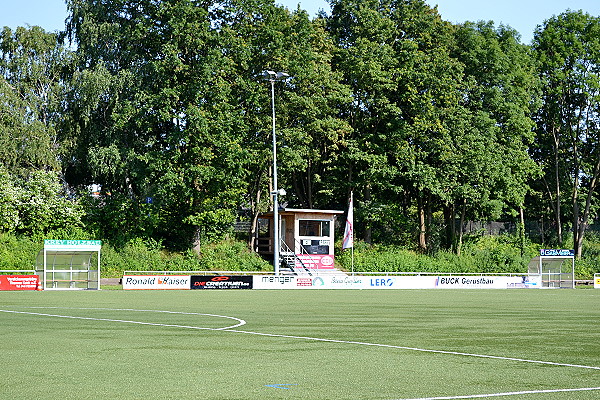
left=0, top=275, right=39, bottom=291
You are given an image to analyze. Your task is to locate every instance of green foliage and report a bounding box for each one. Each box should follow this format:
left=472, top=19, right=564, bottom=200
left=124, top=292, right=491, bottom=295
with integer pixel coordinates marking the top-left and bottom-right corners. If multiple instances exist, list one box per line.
left=100, top=236, right=269, bottom=277
left=79, top=193, right=158, bottom=248
left=0, top=26, right=67, bottom=176
left=532, top=10, right=600, bottom=255
left=0, top=232, right=39, bottom=270
left=195, top=238, right=271, bottom=272
left=3, top=1, right=600, bottom=267
left=337, top=234, right=537, bottom=275
left=0, top=166, right=84, bottom=235
left=577, top=232, right=600, bottom=279
left=458, top=234, right=537, bottom=273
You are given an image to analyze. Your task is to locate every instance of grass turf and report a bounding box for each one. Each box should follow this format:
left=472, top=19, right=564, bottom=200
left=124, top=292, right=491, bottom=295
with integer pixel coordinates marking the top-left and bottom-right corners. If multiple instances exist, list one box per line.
left=0, top=289, right=599, bottom=399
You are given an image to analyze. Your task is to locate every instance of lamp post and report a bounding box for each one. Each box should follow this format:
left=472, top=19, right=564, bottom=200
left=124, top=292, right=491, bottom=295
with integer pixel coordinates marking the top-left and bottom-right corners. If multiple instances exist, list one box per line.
left=262, top=70, right=289, bottom=276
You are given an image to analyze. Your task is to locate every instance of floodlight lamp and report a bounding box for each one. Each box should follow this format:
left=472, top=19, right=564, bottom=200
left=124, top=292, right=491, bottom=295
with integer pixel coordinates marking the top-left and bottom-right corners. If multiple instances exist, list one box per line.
left=261, top=70, right=277, bottom=80
left=278, top=188, right=286, bottom=196
left=261, top=70, right=289, bottom=81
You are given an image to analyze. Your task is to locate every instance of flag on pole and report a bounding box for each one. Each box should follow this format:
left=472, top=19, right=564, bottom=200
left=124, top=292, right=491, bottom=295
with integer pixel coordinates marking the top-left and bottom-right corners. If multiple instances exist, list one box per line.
left=343, top=192, right=353, bottom=249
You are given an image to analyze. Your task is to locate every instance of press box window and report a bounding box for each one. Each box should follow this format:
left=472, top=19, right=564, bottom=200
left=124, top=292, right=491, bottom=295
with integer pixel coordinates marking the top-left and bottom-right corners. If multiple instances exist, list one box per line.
left=299, top=220, right=330, bottom=237
left=299, top=220, right=331, bottom=255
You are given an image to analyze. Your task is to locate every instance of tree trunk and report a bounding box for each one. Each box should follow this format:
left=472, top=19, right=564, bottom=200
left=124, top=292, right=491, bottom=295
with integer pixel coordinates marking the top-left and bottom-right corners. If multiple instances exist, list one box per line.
left=417, top=193, right=427, bottom=251
left=518, top=206, right=525, bottom=257
left=248, top=188, right=262, bottom=251
left=574, top=156, right=600, bottom=258
left=457, top=199, right=466, bottom=256
left=363, top=185, right=372, bottom=244
left=192, top=227, right=201, bottom=255
left=426, top=195, right=432, bottom=252
left=443, top=204, right=455, bottom=252
left=552, top=125, right=563, bottom=246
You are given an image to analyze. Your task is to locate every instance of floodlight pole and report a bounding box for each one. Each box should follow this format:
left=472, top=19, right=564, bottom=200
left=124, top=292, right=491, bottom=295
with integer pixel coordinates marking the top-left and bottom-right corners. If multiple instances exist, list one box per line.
left=263, top=70, right=289, bottom=276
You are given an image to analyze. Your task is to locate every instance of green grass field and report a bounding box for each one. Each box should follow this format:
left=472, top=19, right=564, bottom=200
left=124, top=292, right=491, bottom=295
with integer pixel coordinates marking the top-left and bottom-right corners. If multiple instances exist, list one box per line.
left=1, top=289, right=599, bottom=399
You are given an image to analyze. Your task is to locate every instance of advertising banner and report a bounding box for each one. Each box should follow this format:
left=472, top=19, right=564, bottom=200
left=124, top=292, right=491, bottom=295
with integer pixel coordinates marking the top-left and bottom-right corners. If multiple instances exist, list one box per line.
left=0, top=275, right=39, bottom=291
left=253, top=275, right=540, bottom=290
left=190, top=275, right=253, bottom=289
left=122, top=275, right=190, bottom=290
left=253, top=275, right=365, bottom=289
left=296, top=254, right=335, bottom=269
left=44, top=239, right=101, bottom=252
left=433, top=275, right=540, bottom=289
left=540, top=249, right=574, bottom=257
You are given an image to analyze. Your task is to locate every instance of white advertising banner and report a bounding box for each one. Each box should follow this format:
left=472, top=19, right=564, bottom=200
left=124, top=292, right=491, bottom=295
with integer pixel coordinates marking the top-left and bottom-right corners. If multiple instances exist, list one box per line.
left=122, top=275, right=190, bottom=290
left=252, top=275, right=541, bottom=290
left=253, top=275, right=366, bottom=289
left=433, top=275, right=540, bottom=289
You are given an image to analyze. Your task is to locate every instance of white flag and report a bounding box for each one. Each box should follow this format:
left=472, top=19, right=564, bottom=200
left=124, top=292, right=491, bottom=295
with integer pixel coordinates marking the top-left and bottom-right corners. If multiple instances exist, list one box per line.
left=343, top=192, right=353, bottom=249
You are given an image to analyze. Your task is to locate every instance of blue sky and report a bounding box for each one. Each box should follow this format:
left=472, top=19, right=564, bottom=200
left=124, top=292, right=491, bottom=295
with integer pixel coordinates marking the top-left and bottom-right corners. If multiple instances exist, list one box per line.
left=2, top=0, right=600, bottom=43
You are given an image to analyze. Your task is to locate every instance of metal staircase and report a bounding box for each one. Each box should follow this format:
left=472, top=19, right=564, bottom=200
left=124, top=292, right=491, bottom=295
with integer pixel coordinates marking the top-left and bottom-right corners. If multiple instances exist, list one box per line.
left=279, top=240, right=312, bottom=275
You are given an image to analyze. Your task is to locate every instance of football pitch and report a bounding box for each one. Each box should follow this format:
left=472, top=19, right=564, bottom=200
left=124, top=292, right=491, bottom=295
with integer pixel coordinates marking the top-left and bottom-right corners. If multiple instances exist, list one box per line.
left=1, top=289, right=599, bottom=399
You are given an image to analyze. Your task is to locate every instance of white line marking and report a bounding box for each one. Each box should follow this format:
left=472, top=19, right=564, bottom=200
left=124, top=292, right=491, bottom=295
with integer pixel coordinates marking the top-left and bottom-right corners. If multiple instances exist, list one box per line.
left=5, top=307, right=599, bottom=370
left=226, top=329, right=600, bottom=371
left=394, top=386, right=600, bottom=399
left=0, top=308, right=246, bottom=330
left=4, top=307, right=600, bottom=399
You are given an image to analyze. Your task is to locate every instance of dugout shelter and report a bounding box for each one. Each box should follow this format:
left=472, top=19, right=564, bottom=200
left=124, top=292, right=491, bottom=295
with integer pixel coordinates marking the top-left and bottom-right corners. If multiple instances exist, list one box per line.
left=528, top=249, right=575, bottom=288
left=36, top=240, right=101, bottom=290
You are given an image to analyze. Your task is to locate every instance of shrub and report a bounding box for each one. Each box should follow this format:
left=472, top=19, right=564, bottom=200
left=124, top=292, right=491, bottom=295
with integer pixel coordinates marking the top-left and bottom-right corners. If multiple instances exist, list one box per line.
left=197, top=238, right=270, bottom=271
left=336, top=233, right=537, bottom=275
left=98, top=237, right=269, bottom=277
left=0, top=233, right=39, bottom=270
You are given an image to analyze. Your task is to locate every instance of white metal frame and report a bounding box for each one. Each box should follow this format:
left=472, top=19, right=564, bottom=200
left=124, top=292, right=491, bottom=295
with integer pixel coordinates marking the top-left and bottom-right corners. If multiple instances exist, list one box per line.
left=538, top=249, right=575, bottom=288
left=296, top=218, right=335, bottom=256
left=37, top=240, right=101, bottom=290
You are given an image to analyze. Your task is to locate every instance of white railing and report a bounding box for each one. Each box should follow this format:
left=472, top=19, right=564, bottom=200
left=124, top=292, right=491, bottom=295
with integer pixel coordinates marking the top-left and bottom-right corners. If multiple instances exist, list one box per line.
left=0, top=269, right=36, bottom=274
left=354, top=272, right=540, bottom=276
left=280, top=240, right=313, bottom=275
left=123, top=270, right=274, bottom=276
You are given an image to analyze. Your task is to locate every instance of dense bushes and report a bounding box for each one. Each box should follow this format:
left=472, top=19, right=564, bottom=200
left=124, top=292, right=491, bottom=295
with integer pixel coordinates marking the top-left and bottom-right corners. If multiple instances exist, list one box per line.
left=335, top=239, right=535, bottom=275
left=0, top=233, right=39, bottom=271
left=336, top=233, right=597, bottom=280
left=101, top=237, right=270, bottom=276
left=0, top=233, right=270, bottom=277
left=0, top=231, right=597, bottom=279
left=0, top=168, right=84, bottom=235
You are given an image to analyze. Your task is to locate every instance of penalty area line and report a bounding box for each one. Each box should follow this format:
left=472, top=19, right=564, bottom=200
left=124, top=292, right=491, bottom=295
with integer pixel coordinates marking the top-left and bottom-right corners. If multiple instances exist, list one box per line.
left=226, top=329, right=600, bottom=371
left=393, top=386, right=600, bottom=399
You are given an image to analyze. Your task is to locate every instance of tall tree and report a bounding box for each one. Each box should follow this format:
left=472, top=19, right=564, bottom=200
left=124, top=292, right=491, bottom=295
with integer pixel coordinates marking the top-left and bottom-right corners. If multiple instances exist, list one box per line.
left=532, top=10, right=600, bottom=257
left=64, top=0, right=252, bottom=249
left=185, top=3, right=353, bottom=248
left=276, top=13, right=353, bottom=211
left=450, top=22, right=540, bottom=253
left=0, top=26, right=68, bottom=175
left=0, top=26, right=82, bottom=234
left=328, top=0, right=464, bottom=249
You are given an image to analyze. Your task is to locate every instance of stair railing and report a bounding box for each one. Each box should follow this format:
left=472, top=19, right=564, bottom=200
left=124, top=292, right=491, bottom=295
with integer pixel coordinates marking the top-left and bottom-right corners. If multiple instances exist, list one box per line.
left=294, top=239, right=323, bottom=275
left=280, top=239, right=313, bottom=275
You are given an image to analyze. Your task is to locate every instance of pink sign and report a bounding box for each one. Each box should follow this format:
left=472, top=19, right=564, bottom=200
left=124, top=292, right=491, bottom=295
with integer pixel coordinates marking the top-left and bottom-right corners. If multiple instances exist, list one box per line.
left=296, top=254, right=335, bottom=269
